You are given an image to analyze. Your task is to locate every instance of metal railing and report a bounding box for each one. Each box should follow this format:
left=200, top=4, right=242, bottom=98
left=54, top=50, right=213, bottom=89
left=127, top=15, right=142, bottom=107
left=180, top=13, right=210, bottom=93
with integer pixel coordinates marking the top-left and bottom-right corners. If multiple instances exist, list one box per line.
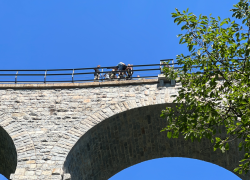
left=0, top=58, right=243, bottom=84
left=0, top=60, right=174, bottom=84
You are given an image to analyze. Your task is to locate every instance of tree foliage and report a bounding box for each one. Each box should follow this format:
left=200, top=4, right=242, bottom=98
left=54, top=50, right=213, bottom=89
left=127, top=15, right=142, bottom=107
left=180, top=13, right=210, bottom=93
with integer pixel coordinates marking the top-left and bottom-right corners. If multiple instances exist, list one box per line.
left=161, top=0, right=250, bottom=175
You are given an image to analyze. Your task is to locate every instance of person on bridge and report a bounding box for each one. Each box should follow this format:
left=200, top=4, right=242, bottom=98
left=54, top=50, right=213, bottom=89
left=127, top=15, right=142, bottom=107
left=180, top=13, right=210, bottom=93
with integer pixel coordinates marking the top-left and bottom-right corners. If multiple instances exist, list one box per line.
left=94, top=65, right=101, bottom=81
left=117, top=62, right=127, bottom=79
left=126, top=64, right=133, bottom=80
left=110, top=67, right=118, bottom=80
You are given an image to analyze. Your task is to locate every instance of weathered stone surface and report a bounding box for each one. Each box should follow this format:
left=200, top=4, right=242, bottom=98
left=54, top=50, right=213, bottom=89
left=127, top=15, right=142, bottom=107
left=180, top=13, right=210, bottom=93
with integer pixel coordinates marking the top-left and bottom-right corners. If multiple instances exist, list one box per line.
left=0, top=80, right=247, bottom=179
left=63, top=173, right=71, bottom=180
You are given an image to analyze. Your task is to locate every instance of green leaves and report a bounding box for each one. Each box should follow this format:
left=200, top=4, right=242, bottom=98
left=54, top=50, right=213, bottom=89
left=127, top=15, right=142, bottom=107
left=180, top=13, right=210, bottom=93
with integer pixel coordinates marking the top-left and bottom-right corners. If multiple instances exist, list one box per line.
left=167, top=131, right=172, bottom=138
left=225, top=142, right=229, bottom=150
left=161, top=0, right=250, bottom=176
left=189, top=45, right=193, bottom=51
left=230, top=0, right=250, bottom=25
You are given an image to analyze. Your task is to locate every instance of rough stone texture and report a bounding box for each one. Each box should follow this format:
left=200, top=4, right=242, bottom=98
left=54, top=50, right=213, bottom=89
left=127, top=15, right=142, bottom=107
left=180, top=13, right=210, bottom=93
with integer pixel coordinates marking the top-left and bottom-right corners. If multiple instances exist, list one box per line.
left=63, top=104, right=246, bottom=180
left=0, top=80, right=247, bottom=179
left=0, top=126, right=17, bottom=179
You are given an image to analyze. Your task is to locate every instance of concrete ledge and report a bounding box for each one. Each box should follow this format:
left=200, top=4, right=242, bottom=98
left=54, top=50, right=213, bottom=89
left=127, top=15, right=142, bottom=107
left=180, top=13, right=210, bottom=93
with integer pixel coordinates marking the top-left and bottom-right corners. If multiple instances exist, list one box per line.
left=158, top=74, right=170, bottom=82
left=0, top=79, right=159, bottom=89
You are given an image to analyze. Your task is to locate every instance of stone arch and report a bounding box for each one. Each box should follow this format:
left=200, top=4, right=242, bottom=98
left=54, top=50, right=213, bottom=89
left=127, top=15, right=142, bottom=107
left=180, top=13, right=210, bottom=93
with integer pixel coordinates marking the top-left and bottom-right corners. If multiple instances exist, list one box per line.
left=49, top=98, right=167, bottom=164
left=0, top=116, right=36, bottom=179
left=62, top=103, right=246, bottom=180
left=0, top=126, right=17, bottom=179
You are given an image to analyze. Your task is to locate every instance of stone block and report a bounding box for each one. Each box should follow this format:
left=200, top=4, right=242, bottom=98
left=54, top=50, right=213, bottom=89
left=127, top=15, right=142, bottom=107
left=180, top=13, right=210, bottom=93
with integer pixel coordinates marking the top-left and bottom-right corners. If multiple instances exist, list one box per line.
left=42, top=171, right=51, bottom=175
left=15, top=168, right=25, bottom=175
left=9, top=174, right=15, bottom=180
left=51, top=175, right=63, bottom=180
left=63, top=173, right=71, bottom=180
left=52, top=168, right=62, bottom=175
left=30, top=164, right=37, bottom=169
left=83, top=99, right=91, bottom=103
left=25, top=171, right=35, bottom=176
left=26, top=160, right=36, bottom=164
left=35, top=170, right=42, bottom=176
left=28, top=176, right=38, bottom=179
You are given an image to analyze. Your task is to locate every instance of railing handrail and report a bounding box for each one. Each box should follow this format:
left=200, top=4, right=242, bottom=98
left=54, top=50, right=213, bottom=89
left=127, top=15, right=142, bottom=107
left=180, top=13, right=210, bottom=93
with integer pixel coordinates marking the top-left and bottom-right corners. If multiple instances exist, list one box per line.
left=0, top=63, right=176, bottom=72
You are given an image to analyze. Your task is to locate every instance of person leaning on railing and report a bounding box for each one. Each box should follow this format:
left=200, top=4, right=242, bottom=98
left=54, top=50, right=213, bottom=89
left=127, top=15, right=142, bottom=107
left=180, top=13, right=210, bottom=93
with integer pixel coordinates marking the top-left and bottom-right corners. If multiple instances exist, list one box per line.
left=106, top=66, right=118, bottom=80
left=117, top=62, right=127, bottom=79
left=94, top=65, right=101, bottom=81
left=126, top=64, right=133, bottom=80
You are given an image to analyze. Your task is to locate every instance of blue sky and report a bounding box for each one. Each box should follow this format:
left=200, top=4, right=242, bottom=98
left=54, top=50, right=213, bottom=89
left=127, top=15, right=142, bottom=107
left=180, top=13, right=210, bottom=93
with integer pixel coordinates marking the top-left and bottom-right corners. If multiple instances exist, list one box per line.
left=0, top=0, right=242, bottom=179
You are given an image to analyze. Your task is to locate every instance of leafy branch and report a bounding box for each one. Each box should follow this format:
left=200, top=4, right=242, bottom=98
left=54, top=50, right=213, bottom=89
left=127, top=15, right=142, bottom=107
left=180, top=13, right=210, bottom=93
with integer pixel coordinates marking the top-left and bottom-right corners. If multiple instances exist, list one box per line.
left=162, top=0, right=250, bottom=175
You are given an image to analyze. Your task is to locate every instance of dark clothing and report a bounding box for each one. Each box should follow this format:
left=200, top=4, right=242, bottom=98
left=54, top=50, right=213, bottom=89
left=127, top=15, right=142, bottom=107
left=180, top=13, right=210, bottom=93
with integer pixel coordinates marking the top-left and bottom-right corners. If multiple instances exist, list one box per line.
left=118, top=63, right=127, bottom=71
left=122, top=65, right=127, bottom=70
left=118, top=63, right=124, bottom=70
left=94, top=68, right=100, bottom=76
left=127, top=68, right=132, bottom=76
left=126, top=66, right=132, bottom=79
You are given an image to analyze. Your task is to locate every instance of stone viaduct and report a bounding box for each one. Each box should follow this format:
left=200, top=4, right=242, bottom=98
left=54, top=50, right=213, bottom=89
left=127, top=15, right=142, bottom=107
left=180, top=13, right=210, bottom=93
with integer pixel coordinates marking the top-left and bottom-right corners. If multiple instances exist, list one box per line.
left=0, top=78, right=246, bottom=179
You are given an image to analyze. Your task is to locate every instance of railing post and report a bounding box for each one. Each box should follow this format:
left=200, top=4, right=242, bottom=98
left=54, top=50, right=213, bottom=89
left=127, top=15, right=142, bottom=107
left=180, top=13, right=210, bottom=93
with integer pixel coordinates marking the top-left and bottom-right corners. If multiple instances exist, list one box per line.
left=44, top=70, right=47, bottom=84
left=160, top=60, right=163, bottom=74
left=15, top=71, right=18, bottom=84
left=72, top=69, right=74, bottom=83
left=101, top=68, right=103, bottom=82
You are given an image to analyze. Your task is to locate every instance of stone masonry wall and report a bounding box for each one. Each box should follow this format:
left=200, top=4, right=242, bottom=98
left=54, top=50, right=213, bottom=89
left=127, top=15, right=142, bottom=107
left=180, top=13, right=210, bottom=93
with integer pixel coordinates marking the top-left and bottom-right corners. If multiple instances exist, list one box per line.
left=0, top=79, right=179, bottom=179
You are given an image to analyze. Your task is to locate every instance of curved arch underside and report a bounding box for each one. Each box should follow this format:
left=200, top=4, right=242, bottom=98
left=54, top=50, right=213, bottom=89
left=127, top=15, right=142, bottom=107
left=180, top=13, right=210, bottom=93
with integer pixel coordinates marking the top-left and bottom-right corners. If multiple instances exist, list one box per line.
left=64, top=104, right=246, bottom=180
left=0, top=126, right=17, bottom=179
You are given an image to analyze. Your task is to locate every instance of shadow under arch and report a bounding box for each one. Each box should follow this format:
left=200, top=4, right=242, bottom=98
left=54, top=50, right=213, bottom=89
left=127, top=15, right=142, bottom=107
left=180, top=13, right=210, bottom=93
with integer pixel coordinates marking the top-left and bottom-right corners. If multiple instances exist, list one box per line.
left=0, top=126, right=17, bottom=179
left=63, top=103, right=246, bottom=180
